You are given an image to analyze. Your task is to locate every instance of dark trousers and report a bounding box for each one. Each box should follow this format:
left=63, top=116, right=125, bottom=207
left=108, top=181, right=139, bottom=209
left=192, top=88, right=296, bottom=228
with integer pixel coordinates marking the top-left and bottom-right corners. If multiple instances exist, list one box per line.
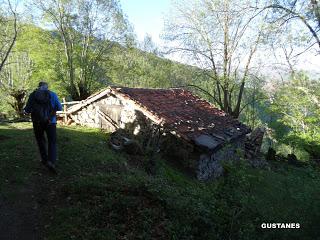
left=33, top=122, right=57, bottom=164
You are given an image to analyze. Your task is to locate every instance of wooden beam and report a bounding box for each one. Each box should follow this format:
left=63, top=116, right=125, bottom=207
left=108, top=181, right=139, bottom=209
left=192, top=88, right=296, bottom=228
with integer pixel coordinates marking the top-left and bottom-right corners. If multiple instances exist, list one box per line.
left=62, top=98, right=67, bottom=123
left=61, top=101, right=80, bottom=105
left=97, top=109, right=119, bottom=129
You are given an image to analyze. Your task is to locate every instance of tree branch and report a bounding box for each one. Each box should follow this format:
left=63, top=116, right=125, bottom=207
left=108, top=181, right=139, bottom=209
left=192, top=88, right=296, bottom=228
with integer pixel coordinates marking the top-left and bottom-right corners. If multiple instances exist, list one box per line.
left=0, top=0, right=17, bottom=73
left=264, top=4, right=320, bottom=51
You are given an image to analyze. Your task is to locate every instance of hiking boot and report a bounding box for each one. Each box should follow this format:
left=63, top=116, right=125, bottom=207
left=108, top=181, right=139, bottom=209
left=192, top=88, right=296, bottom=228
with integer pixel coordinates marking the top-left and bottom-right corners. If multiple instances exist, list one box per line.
left=46, top=161, right=57, bottom=174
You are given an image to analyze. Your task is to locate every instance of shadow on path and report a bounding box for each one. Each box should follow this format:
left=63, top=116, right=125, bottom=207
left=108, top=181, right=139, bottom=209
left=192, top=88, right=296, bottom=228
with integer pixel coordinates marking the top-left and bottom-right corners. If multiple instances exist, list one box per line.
left=0, top=123, right=42, bottom=240
left=0, top=181, right=40, bottom=240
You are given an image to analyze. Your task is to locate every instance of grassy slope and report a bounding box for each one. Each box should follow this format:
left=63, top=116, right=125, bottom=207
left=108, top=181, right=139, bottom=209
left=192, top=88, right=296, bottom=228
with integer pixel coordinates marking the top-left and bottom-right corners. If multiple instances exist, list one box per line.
left=0, top=122, right=319, bottom=240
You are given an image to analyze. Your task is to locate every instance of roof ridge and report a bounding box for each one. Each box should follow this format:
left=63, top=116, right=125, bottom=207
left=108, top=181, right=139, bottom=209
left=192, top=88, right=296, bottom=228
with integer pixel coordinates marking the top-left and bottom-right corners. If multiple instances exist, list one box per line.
left=111, top=86, right=187, bottom=91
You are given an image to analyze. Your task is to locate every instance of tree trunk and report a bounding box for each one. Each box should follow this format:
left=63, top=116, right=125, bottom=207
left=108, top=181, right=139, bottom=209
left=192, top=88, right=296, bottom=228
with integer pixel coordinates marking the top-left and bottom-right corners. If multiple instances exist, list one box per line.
left=0, top=3, right=17, bottom=74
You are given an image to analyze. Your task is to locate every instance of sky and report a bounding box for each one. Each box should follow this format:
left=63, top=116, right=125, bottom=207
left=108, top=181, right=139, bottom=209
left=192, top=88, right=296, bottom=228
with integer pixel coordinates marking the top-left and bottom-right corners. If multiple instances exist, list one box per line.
left=119, top=0, right=320, bottom=73
left=119, top=0, right=171, bottom=44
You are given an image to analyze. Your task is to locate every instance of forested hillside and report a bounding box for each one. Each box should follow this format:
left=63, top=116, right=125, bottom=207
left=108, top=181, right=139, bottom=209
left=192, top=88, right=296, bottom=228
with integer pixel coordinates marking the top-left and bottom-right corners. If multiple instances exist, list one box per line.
left=0, top=23, right=207, bottom=112
left=1, top=14, right=319, bottom=162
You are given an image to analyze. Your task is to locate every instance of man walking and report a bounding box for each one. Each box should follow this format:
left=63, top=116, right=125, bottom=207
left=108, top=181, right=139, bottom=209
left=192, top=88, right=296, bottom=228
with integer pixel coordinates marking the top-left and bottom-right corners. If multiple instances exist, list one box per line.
left=24, top=82, right=62, bottom=173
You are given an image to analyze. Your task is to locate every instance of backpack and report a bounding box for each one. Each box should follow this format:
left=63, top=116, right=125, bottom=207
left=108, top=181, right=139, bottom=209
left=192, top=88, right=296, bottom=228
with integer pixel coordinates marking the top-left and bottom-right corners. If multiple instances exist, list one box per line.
left=31, top=89, right=53, bottom=123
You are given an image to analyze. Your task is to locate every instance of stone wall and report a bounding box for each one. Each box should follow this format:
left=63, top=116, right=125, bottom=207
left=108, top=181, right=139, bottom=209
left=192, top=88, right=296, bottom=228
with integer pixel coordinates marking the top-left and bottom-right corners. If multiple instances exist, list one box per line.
left=119, top=102, right=139, bottom=130
left=70, top=95, right=142, bottom=132
left=70, top=94, right=248, bottom=182
left=70, top=103, right=101, bottom=128
left=197, top=137, right=245, bottom=180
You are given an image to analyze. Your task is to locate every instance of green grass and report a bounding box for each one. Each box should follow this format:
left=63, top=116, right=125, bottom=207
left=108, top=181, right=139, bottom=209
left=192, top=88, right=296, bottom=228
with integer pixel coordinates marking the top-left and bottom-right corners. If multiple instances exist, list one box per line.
left=0, top=122, right=37, bottom=193
left=1, top=122, right=320, bottom=240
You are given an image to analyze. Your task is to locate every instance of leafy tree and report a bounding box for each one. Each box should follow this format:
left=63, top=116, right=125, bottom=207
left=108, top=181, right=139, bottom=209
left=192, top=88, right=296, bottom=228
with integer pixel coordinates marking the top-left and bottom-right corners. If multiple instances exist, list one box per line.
left=262, top=0, right=320, bottom=52
left=0, top=52, right=33, bottom=117
left=0, top=23, right=70, bottom=116
left=271, top=72, right=320, bottom=159
left=0, top=0, right=18, bottom=73
left=239, top=75, right=268, bottom=129
left=14, top=24, right=66, bottom=96
left=164, top=0, right=271, bottom=118
left=32, top=0, right=134, bottom=100
left=139, top=33, right=160, bottom=56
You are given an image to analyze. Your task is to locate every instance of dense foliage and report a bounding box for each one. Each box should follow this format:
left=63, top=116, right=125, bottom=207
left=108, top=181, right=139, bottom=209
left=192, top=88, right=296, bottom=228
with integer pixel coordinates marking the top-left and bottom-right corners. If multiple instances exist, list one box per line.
left=270, top=73, right=320, bottom=159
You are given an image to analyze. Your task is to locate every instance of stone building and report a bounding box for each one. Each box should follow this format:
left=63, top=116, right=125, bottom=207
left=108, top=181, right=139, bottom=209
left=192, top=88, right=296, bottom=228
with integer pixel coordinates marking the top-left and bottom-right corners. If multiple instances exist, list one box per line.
left=65, top=86, right=251, bottom=180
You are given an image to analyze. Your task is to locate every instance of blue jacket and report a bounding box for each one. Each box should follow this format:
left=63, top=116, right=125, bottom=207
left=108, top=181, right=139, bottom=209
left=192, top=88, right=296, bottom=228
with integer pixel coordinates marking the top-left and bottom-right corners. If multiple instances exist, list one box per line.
left=24, top=90, right=62, bottom=124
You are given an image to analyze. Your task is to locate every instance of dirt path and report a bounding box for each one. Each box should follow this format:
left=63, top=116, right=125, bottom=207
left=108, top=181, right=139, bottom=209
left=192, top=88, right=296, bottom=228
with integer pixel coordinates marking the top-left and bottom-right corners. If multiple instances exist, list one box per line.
left=0, top=124, right=58, bottom=240
left=0, top=175, right=41, bottom=240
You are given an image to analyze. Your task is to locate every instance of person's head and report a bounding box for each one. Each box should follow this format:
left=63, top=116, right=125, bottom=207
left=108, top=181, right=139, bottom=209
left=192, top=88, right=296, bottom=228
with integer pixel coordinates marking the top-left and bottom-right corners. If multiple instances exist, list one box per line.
left=38, top=81, right=48, bottom=90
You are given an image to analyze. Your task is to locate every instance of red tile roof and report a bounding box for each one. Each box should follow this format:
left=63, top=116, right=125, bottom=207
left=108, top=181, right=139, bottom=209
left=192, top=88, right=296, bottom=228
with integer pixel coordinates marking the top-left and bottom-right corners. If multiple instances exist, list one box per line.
left=112, top=87, right=250, bottom=144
